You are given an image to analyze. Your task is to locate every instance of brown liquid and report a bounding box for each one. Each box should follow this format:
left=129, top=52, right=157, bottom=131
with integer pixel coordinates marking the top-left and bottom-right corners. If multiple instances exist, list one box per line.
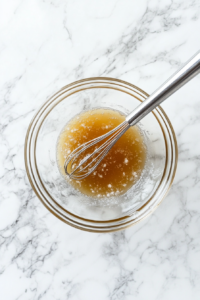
left=57, top=108, right=146, bottom=198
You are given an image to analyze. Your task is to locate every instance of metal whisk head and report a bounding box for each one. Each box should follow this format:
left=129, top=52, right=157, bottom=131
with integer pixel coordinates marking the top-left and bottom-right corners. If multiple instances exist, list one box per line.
left=64, top=121, right=130, bottom=180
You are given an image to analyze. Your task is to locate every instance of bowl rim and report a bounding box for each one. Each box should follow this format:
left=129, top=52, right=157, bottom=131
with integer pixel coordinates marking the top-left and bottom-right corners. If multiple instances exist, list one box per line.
left=24, top=77, right=178, bottom=232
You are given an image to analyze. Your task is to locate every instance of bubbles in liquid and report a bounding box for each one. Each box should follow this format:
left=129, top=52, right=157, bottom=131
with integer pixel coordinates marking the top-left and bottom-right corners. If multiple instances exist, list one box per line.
left=57, top=108, right=147, bottom=198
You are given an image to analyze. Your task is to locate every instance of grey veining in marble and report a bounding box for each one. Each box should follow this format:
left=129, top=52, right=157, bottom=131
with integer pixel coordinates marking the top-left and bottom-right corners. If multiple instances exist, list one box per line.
left=0, top=0, right=200, bottom=299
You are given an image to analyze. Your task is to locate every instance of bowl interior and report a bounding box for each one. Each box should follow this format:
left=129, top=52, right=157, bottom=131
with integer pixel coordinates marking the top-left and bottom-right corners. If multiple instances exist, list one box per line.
left=36, top=86, right=166, bottom=221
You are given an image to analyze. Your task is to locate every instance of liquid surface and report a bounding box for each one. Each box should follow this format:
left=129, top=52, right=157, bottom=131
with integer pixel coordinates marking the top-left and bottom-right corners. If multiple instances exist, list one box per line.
left=57, top=108, right=147, bottom=198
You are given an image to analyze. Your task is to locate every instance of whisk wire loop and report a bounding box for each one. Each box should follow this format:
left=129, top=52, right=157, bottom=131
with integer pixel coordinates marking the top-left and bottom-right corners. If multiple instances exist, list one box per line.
left=64, top=121, right=130, bottom=180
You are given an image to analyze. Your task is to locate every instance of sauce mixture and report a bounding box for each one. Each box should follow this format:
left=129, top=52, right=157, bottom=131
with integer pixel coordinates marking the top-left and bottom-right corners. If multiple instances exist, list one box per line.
left=57, top=108, right=146, bottom=198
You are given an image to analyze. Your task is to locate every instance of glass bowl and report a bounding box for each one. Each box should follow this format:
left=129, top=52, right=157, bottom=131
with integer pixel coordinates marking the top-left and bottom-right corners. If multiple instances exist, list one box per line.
left=24, top=77, right=178, bottom=232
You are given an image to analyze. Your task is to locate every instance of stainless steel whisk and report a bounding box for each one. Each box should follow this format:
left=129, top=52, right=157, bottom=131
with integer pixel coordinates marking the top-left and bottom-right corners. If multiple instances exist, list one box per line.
left=64, top=51, right=200, bottom=180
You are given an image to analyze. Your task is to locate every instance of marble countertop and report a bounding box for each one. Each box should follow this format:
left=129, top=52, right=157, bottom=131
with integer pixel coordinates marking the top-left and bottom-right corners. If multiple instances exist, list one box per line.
left=0, top=0, right=200, bottom=299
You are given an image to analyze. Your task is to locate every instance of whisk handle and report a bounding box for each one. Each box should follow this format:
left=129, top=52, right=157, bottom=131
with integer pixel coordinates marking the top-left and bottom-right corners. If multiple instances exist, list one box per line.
left=126, top=51, right=200, bottom=125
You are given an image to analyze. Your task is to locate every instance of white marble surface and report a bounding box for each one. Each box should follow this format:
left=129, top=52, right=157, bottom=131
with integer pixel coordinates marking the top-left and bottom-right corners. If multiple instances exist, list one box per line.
left=0, top=0, right=200, bottom=299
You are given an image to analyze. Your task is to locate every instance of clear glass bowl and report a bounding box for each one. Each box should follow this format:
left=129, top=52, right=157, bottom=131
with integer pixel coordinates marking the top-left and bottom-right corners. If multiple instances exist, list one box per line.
left=24, top=77, right=178, bottom=232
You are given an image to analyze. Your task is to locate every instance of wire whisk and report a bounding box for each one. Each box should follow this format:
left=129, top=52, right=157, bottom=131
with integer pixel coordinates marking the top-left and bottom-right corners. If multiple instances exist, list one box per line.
left=64, top=51, right=200, bottom=180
